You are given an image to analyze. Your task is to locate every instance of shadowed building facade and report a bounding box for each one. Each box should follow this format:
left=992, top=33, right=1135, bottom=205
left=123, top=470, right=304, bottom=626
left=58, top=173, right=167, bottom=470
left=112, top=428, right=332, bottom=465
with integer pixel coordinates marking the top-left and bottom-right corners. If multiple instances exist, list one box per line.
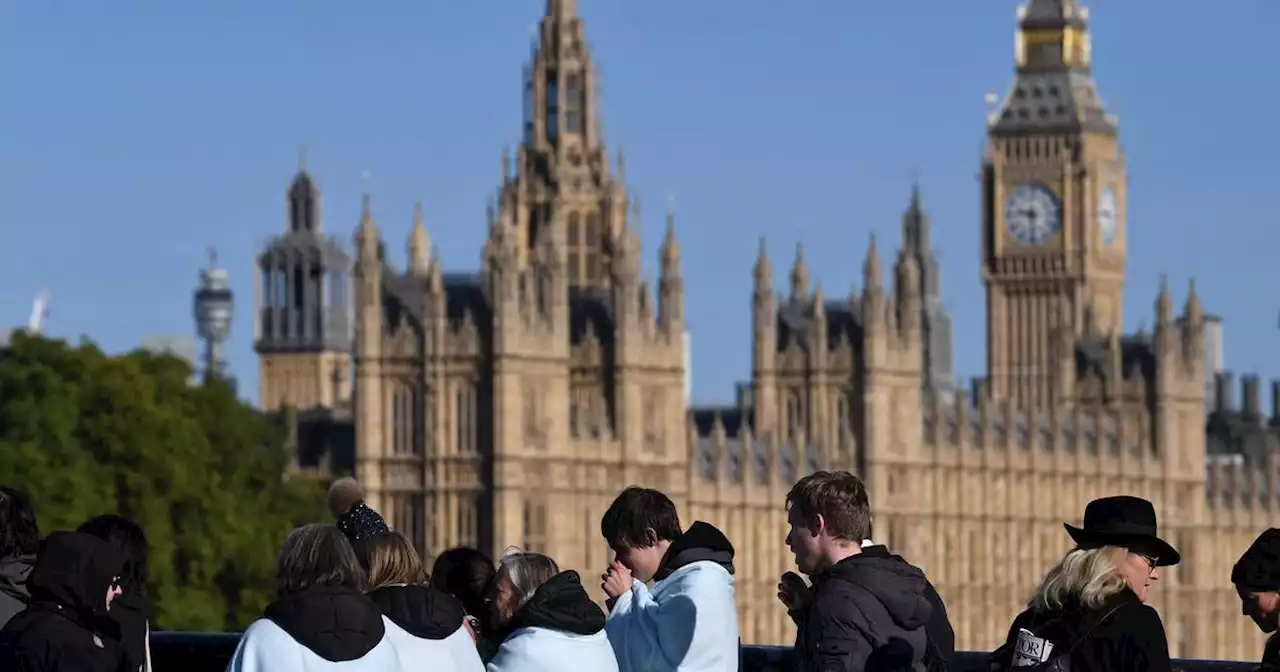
left=254, top=0, right=1269, bottom=661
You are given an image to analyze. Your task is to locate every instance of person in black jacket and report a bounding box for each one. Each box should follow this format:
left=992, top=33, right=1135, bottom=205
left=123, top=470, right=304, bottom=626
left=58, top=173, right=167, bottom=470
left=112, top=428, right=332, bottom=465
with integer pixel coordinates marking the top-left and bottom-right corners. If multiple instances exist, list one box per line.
left=990, top=496, right=1175, bottom=672
left=1232, top=528, right=1280, bottom=669
left=431, top=547, right=499, bottom=662
left=0, top=486, right=39, bottom=630
left=778, top=471, right=933, bottom=672
left=0, top=531, right=130, bottom=672
left=78, top=515, right=151, bottom=672
left=859, top=519, right=955, bottom=670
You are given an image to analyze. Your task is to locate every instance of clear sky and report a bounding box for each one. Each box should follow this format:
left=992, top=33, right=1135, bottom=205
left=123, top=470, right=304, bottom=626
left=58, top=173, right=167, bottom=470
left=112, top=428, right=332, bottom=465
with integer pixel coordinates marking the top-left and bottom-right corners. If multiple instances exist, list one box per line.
left=1, top=1, right=1276, bottom=408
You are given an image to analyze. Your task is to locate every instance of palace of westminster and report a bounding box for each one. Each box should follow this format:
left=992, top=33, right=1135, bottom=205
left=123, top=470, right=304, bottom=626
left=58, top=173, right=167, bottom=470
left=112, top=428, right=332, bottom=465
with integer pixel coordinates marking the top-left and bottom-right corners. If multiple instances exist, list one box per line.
left=249, top=0, right=1278, bottom=661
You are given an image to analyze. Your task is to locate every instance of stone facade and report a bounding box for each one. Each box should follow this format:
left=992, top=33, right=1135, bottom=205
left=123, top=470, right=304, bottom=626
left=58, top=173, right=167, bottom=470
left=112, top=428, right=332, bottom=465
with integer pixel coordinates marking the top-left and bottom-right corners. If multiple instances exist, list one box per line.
left=253, top=0, right=1272, bottom=661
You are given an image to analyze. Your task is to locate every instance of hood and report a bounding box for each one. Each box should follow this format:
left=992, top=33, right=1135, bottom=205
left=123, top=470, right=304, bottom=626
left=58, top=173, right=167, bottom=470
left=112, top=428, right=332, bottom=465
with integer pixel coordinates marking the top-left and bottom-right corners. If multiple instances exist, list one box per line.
left=654, top=521, right=735, bottom=581
left=27, top=532, right=123, bottom=628
left=507, top=570, right=605, bottom=636
left=0, top=553, right=35, bottom=604
left=369, top=584, right=466, bottom=640
left=265, top=586, right=386, bottom=662
left=821, top=553, right=932, bottom=631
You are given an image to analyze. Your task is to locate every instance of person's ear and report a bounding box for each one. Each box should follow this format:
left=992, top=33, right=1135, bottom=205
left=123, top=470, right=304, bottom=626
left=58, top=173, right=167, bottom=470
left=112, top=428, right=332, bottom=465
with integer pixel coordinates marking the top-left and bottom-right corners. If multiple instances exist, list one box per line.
left=643, top=528, right=659, bottom=547
left=812, top=514, right=826, bottom=537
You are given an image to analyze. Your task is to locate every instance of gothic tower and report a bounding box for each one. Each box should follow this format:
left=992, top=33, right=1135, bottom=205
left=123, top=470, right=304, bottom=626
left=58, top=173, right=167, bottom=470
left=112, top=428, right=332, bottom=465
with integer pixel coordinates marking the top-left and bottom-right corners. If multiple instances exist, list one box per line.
left=898, top=183, right=954, bottom=402
left=256, top=158, right=354, bottom=412
left=497, top=0, right=630, bottom=290
left=982, top=0, right=1126, bottom=407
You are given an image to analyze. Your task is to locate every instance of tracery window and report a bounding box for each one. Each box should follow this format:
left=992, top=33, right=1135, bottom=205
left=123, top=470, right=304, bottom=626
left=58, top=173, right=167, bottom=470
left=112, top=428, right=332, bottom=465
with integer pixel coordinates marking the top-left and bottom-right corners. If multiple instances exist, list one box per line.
left=455, top=382, right=477, bottom=454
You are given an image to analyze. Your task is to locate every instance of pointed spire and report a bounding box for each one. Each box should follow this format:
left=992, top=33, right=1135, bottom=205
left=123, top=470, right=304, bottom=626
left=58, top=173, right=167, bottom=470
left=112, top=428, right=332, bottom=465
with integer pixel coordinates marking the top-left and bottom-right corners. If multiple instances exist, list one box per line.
left=408, top=201, right=431, bottom=276
left=356, top=192, right=379, bottom=262
left=501, top=145, right=511, bottom=183
left=902, top=178, right=930, bottom=252
left=790, top=242, right=810, bottom=299
left=1185, top=278, right=1202, bottom=322
left=754, top=236, right=772, bottom=289
left=660, top=207, right=680, bottom=273
left=863, top=233, right=882, bottom=289
left=297, top=145, right=308, bottom=172
left=1156, top=275, right=1172, bottom=325
left=616, top=145, right=627, bottom=182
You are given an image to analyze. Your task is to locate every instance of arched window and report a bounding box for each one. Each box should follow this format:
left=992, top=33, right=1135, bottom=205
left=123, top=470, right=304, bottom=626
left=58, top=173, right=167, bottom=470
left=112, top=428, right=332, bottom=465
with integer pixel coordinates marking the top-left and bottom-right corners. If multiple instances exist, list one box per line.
left=568, top=213, right=581, bottom=245
left=455, top=382, right=477, bottom=454
left=545, top=72, right=559, bottom=140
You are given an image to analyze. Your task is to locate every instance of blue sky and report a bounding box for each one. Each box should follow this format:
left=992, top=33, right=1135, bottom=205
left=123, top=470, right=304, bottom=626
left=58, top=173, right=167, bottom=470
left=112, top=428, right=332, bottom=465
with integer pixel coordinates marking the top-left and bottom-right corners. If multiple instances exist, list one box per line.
left=1, top=1, right=1276, bottom=407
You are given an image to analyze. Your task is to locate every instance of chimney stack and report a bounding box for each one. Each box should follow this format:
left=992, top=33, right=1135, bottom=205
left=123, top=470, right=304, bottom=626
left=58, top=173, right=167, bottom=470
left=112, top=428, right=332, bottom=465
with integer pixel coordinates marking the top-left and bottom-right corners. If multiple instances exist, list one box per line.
left=1215, top=371, right=1234, bottom=412
left=1242, top=374, right=1261, bottom=419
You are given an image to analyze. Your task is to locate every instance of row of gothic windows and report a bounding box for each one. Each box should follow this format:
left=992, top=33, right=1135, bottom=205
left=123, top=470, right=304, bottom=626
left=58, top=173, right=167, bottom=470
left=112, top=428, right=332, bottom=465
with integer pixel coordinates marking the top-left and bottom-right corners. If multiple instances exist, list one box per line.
left=389, top=383, right=422, bottom=456
left=780, top=390, right=854, bottom=439
left=543, top=72, right=585, bottom=141
left=261, top=262, right=348, bottom=339
left=566, top=212, right=602, bottom=286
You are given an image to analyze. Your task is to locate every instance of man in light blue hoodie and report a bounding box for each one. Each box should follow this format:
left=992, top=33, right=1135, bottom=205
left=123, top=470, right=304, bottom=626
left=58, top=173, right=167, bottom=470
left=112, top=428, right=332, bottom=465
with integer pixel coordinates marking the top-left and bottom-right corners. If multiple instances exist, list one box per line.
left=600, top=487, right=739, bottom=672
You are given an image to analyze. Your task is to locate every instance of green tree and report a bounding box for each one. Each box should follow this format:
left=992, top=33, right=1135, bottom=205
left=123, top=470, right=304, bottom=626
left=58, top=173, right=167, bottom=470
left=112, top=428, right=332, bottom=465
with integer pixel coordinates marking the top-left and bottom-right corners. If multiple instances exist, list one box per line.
left=0, top=332, right=325, bottom=630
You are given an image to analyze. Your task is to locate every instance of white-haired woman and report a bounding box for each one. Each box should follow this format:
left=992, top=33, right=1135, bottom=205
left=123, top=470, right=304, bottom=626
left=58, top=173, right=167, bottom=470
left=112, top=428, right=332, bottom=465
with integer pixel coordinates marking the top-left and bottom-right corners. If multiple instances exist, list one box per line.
left=991, top=496, right=1175, bottom=672
left=485, top=551, right=619, bottom=672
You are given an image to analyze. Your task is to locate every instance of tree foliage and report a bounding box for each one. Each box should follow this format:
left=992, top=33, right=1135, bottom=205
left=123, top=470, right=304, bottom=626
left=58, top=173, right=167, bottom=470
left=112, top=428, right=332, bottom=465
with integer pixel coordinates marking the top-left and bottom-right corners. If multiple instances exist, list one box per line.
left=0, top=332, right=325, bottom=630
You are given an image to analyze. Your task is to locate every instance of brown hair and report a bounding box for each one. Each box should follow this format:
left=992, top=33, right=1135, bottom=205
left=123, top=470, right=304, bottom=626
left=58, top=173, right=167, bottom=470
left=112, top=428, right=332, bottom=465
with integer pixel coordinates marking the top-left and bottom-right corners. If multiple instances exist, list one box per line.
left=275, top=524, right=367, bottom=597
left=785, top=470, right=871, bottom=542
left=357, top=532, right=426, bottom=590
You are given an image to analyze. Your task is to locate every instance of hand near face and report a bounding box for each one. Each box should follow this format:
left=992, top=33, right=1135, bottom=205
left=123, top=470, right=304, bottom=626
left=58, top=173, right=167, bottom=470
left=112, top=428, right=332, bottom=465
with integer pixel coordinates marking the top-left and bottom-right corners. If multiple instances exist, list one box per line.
left=601, top=560, right=633, bottom=599
left=777, top=571, right=811, bottom=612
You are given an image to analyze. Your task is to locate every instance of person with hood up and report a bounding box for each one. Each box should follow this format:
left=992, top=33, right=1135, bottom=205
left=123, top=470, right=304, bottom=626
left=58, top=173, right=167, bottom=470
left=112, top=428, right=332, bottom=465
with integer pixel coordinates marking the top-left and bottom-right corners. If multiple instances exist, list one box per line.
left=0, top=485, right=39, bottom=629
left=487, top=551, right=618, bottom=672
left=990, top=495, right=1175, bottom=672
left=78, top=515, right=152, bottom=672
left=0, top=531, right=130, bottom=672
left=1231, top=528, right=1280, bottom=669
left=778, top=471, right=933, bottom=672
left=600, top=486, right=739, bottom=672
left=354, top=530, right=484, bottom=672
left=227, top=523, right=404, bottom=672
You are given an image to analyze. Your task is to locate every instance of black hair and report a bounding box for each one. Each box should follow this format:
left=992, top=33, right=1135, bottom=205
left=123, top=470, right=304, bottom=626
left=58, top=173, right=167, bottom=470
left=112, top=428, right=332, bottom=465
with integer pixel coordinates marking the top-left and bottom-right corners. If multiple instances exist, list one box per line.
left=430, top=547, right=495, bottom=627
left=0, top=486, right=39, bottom=559
left=77, top=514, right=149, bottom=592
left=600, top=486, right=682, bottom=549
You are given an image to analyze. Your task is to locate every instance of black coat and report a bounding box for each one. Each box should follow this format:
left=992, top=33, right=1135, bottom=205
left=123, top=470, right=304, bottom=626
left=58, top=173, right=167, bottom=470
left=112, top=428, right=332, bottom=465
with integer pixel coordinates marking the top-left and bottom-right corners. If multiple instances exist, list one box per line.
left=861, top=544, right=956, bottom=669
left=369, top=583, right=467, bottom=640
left=991, top=589, right=1171, bottom=672
left=791, top=553, right=934, bottom=672
left=104, top=591, right=150, bottom=672
left=0, top=532, right=130, bottom=672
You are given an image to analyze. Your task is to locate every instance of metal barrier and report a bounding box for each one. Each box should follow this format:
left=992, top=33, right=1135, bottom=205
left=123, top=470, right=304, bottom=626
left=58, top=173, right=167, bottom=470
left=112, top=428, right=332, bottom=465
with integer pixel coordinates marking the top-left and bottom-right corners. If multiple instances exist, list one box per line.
left=151, top=632, right=1257, bottom=672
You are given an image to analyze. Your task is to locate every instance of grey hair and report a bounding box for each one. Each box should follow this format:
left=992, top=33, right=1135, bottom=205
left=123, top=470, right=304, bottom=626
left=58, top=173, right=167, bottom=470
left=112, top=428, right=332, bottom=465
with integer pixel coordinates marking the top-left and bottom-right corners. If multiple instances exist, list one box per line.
left=498, top=550, right=560, bottom=610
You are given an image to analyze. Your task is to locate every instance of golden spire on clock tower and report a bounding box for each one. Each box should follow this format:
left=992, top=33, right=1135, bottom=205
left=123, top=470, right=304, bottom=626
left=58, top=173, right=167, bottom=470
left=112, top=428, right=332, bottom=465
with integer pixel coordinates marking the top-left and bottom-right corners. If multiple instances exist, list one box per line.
left=982, top=0, right=1126, bottom=408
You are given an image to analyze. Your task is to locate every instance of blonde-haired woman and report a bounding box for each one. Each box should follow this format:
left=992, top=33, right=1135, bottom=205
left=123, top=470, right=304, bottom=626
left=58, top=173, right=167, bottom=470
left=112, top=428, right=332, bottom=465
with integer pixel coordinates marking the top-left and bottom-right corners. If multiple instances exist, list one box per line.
left=354, top=531, right=484, bottom=672
left=991, top=496, right=1175, bottom=672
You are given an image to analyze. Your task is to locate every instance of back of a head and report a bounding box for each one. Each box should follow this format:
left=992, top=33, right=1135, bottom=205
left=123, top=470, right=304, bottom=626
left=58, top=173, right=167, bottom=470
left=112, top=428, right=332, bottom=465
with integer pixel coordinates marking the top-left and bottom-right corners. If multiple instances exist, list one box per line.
left=77, top=514, right=148, bottom=592
left=430, top=547, right=494, bottom=618
left=499, top=551, right=560, bottom=609
left=276, top=523, right=367, bottom=597
left=356, top=532, right=425, bottom=591
left=0, top=486, right=39, bottom=560
left=786, top=470, right=871, bottom=541
left=600, top=486, right=682, bottom=548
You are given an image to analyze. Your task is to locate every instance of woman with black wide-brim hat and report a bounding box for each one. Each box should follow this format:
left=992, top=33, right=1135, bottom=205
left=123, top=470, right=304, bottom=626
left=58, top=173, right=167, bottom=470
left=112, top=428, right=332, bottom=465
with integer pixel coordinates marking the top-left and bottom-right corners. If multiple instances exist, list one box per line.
left=990, top=495, right=1175, bottom=672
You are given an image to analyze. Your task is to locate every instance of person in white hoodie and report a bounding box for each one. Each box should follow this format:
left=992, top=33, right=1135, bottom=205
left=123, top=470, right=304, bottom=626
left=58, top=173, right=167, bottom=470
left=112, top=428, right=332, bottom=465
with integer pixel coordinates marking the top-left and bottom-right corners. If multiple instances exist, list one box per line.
left=486, top=551, right=618, bottom=672
left=354, top=530, right=484, bottom=672
left=227, top=523, right=404, bottom=672
left=600, top=487, right=740, bottom=672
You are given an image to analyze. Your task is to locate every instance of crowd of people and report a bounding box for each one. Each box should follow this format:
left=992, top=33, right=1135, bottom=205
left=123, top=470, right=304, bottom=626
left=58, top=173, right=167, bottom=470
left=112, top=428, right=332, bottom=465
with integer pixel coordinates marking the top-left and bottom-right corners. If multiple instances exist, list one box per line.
left=2, top=473, right=1280, bottom=671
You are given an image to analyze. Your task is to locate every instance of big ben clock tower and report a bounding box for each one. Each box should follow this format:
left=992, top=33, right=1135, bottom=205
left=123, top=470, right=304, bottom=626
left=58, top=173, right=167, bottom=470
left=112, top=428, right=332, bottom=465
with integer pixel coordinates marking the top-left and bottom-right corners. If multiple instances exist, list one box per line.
left=982, top=0, right=1125, bottom=408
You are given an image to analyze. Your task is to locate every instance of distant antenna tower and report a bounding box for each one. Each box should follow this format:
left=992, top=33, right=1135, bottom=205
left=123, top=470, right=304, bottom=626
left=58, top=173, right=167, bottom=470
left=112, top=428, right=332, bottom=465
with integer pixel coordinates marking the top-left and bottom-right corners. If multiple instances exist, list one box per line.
left=193, top=247, right=234, bottom=381
left=27, top=289, right=50, bottom=333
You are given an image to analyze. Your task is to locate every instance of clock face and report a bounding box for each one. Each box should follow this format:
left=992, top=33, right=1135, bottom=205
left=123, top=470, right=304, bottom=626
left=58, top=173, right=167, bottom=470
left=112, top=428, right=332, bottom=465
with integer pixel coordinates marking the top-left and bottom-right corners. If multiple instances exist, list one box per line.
left=1098, top=186, right=1118, bottom=246
left=1004, top=184, right=1062, bottom=245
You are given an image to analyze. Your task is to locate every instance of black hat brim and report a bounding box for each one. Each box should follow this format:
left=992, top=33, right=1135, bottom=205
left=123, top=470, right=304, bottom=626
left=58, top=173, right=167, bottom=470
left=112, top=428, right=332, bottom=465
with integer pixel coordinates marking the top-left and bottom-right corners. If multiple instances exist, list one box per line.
left=1064, top=523, right=1180, bottom=567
